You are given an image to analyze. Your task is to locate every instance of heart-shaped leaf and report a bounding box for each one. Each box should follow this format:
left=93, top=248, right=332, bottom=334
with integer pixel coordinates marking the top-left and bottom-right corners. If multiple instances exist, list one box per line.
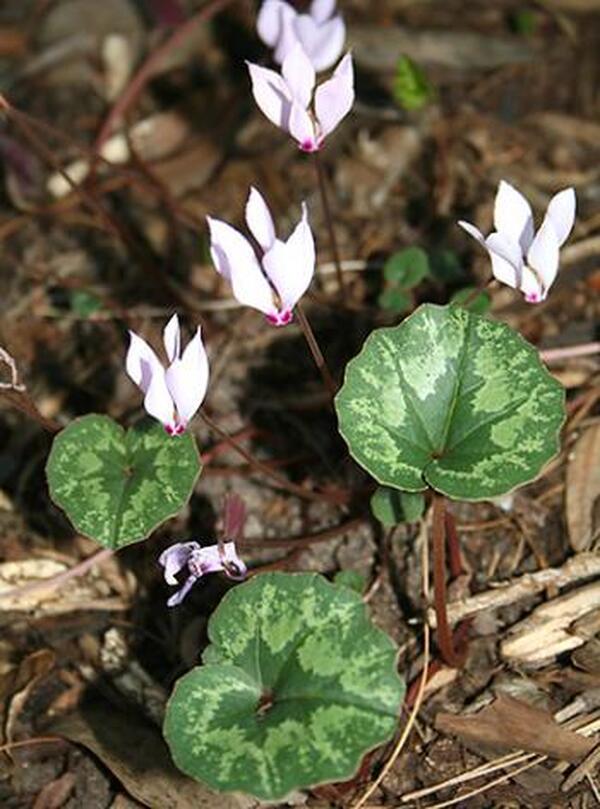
left=164, top=572, right=404, bottom=801
left=336, top=304, right=564, bottom=500
left=46, top=415, right=201, bottom=549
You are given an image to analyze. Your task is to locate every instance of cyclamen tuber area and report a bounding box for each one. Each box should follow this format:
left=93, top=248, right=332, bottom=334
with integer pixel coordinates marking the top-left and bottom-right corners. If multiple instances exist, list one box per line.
left=0, top=0, right=599, bottom=807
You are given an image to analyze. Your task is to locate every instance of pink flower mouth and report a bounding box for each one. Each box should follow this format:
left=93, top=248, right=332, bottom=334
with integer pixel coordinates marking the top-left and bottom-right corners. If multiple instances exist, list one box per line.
left=165, top=423, right=186, bottom=436
left=266, top=309, right=293, bottom=327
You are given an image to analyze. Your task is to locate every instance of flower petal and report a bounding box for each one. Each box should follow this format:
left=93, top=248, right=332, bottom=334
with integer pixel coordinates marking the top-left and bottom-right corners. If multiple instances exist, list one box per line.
left=273, top=14, right=302, bottom=65
left=158, top=541, right=199, bottom=584
left=263, top=203, right=315, bottom=310
left=314, top=52, right=354, bottom=139
left=163, top=313, right=181, bottom=363
left=144, top=365, right=175, bottom=429
left=223, top=494, right=246, bottom=541
left=519, top=266, right=544, bottom=303
left=246, top=61, right=292, bottom=131
left=126, top=331, right=163, bottom=394
left=544, top=187, right=576, bottom=247
left=245, top=186, right=276, bottom=251
left=288, top=98, right=318, bottom=149
left=493, top=180, right=535, bottom=253
left=166, top=574, right=197, bottom=607
left=295, top=15, right=345, bottom=71
left=165, top=327, right=209, bottom=426
left=310, top=0, right=336, bottom=24
left=457, top=220, right=486, bottom=246
left=207, top=217, right=276, bottom=316
left=221, top=541, right=247, bottom=580
left=527, top=216, right=560, bottom=292
left=485, top=232, right=523, bottom=289
left=256, top=0, right=292, bottom=47
left=282, top=43, right=315, bottom=108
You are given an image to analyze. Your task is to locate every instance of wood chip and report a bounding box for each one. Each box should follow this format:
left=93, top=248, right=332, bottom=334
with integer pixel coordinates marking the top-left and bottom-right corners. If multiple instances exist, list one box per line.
left=566, top=424, right=600, bottom=551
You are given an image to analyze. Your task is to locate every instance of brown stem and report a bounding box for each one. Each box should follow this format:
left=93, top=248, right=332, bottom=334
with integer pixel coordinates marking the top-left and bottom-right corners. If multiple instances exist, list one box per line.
left=1, top=389, right=61, bottom=433
left=199, top=411, right=348, bottom=505
left=313, top=150, right=345, bottom=299
left=431, top=492, right=467, bottom=668
left=295, top=303, right=337, bottom=399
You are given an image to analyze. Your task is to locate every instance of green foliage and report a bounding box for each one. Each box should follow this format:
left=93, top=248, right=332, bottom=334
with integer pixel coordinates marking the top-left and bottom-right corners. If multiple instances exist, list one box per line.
left=336, top=304, right=565, bottom=501
left=429, top=248, right=465, bottom=283
left=510, top=8, right=537, bottom=35
left=333, top=569, right=367, bottom=593
left=371, top=486, right=425, bottom=526
left=69, top=290, right=102, bottom=318
left=164, top=572, right=404, bottom=801
left=46, top=415, right=201, bottom=549
left=393, top=56, right=435, bottom=111
left=450, top=287, right=492, bottom=315
left=379, top=247, right=430, bottom=314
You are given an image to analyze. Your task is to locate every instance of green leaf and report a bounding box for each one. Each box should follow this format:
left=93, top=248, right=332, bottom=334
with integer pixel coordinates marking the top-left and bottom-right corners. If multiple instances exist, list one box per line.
left=69, top=290, right=102, bottom=318
left=378, top=288, right=412, bottom=313
left=371, top=487, right=425, bottom=525
left=164, top=572, right=404, bottom=801
left=430, top=249, right=465, bottom=283
left=393, top=56, right=435, bottom=111
left=335, top=304, right=565, bottom=501
left=383, top=247, right=430, bottom=288
left=333, top=569, right=367, bottom=594
left=46, top=415, right=201, bottom=549
left=450, top=287, right=491, bottom=315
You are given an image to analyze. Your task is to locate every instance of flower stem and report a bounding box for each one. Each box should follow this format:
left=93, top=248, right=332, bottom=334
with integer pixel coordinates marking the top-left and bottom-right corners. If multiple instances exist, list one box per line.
left=295, top=303, right=337, bottom=400
left=431, top=492, right=467, bottom=668
left=313, top=150, right=345, bottom=299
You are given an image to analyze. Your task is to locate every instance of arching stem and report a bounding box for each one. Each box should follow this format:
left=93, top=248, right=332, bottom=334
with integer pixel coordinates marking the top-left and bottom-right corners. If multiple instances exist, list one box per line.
left=431, top=492, right=467, bottom=668
left=295, top=303, right=337, bottom=399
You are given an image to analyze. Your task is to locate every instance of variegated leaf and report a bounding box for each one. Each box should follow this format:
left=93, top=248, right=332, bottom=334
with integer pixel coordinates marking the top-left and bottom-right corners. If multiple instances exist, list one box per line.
left=335, top=304, right=564, bottom=500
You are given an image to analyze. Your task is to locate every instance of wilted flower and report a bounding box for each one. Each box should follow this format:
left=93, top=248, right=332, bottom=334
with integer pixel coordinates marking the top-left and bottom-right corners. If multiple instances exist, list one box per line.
left=257, top=0, right=346, bottom=72
left=125, top=314, right=209, bottom=435
left=247, top=44, right=354, bottom=153
left=458, top=180, right=576, bottom=303
left=207, top=186, right=315, bottom=326
left=159, top=540, right=247, bottom=606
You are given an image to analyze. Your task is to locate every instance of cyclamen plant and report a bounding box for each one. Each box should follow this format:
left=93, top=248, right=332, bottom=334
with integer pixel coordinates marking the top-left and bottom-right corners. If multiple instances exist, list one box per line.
left=31, top=1, right=578, bottom=803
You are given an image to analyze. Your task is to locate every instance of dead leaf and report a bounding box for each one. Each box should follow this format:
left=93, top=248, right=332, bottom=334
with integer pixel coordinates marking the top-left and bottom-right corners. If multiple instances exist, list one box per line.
left=436, top=694, right=595, bottom=762
left=5, top=649, right=55, bottom=744
left=51, top=703, right=251, bottom=809
left=32, top=772, right=76, bottom=809
left=566, top=424, right=600, bottom=551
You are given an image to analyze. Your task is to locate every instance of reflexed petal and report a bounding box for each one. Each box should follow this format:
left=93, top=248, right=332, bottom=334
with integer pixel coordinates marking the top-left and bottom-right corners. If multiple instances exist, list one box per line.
left=295, top=15, right=345, bottom=71
left=544, top=187, right=576, bottom=247
left=314, top=52, right=354, bottom=139
left=158, top=541, right=199, bottom=584
left=263, top=203, right=315, bottom=309
left=166, top=574, right=197, bottom=607
left=163, top=313, right=181, bottom=363
left=519, top=266, right=544, bottom=303
left=310, top=0, right=335, bottom=23
left=485, top=232, right=523, bottom=289
left=144, top=366, right=175, bottom=428
left=527, top=217, right=560, bottom=291
left=282, top=43, right=315, bottom=107
left=246, top=61, right=292, bottom=130
left=257, top=0, right=290, bottom=46
left=288, top=99, right=317, bottom=149
left=223, top=494, right=246, bottom=541
left=457, top=220, right=486, bottom=246
left=221, top=541, right=247, bottom=580
left=245, top=186, right=276, bottom=250
left=493, top=180, right=535, bottom=253
left=165, top=327, right=209, bottom=426
left=126, top=331, right=163, bottom=394
left=207, top=217, right=276, bottom=316
left=273, top=14, right=301, bottom=64
left=195, top=544, right=225, bottom=573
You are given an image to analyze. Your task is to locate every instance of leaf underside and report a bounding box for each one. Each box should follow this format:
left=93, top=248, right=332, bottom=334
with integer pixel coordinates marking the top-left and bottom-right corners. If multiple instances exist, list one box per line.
left=335, top=304, right=565, bottom=500
left=46, top=415, right=201, bottom=549
left=164, top=572, right=405, bottom=801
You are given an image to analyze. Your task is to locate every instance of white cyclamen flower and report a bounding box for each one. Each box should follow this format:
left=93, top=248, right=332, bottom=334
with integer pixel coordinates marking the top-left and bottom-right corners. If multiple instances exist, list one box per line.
left=126, top=314, right=209, bottom=435
left=247, top=43, right=354, bottom=153
left=458, top=180, right=576, bottom=303
left=207, top=186, right=315, bottom=326
left=257, top=0, right=346, bottom=72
